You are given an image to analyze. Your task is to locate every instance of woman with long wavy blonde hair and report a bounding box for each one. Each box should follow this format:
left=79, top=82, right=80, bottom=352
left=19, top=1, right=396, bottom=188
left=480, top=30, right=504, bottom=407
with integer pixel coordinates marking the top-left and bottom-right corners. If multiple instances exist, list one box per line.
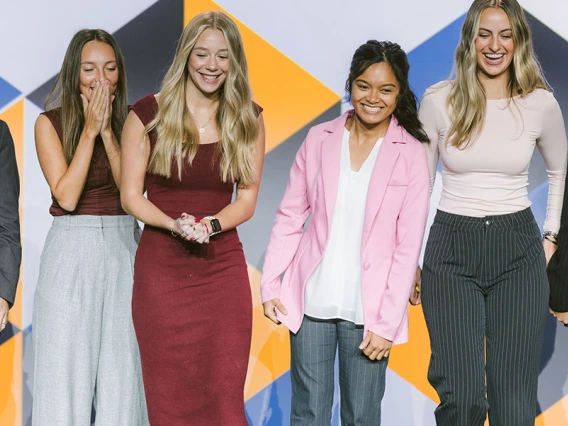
left=415, top=0, right=567, bottom=424
left=121, top=11, right=265, bottom=425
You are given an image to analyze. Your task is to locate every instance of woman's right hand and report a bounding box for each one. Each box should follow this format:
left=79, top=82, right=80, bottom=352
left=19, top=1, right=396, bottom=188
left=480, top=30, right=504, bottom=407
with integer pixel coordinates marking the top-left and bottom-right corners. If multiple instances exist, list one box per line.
left=409, top=265, right=422, bottom=305
left=80, top=79, right=107, bottom=138
left=263, top=298, right=288, bottom=324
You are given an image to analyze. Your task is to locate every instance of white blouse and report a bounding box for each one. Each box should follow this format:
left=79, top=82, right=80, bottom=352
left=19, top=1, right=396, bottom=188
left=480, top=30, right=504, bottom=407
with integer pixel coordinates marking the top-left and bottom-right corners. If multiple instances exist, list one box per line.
left=304, top=128, right=383, bottom=324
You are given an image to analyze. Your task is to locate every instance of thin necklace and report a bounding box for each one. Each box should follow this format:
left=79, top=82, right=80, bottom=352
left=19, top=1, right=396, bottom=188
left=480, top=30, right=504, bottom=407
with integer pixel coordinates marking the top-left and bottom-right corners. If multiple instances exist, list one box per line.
left=188, top=105, right=216, bottom=134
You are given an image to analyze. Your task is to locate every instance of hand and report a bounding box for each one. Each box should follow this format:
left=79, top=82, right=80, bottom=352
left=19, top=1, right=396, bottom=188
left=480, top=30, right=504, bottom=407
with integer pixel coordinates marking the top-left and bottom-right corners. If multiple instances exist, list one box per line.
left=550, top=309, right=568, bottom=326
left=171, top=213, right=195, bottom=238
left=0, top=298, right=9, bottom=333
left=80, top=79, right=107, bottom=138
left=359, top=331, right=392, bottom=361
left=263, top=298, right=288, bottom=324
left=543, top=238, right=557, bottom=268
left=100, top=85, right=115, bottom=139
left=409, top=265, right=422, bottom=305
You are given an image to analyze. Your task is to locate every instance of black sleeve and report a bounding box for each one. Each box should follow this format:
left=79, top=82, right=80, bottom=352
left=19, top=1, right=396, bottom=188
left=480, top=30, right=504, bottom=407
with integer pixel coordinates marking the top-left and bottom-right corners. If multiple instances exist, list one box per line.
left=0, top=120, right=21, bottom=308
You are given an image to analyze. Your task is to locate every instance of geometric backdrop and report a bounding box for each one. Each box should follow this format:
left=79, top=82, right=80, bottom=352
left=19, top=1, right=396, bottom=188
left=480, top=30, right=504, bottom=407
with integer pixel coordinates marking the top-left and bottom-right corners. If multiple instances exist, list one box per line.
left=1, top=1, right=567, bottom=424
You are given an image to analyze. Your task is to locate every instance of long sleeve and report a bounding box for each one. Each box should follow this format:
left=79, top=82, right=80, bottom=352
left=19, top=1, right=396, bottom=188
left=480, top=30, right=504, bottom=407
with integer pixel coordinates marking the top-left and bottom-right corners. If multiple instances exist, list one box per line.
left=368, top=145, right=430, bottom=341
left=418, top=92, right=441, bottom=194
left=260, top=135, right=311, bottom=303
left=548, top=167, right=568, bottom=312
left=537, top=94, right=568, bottom=234
left=0, top=120, right=21, bottom=308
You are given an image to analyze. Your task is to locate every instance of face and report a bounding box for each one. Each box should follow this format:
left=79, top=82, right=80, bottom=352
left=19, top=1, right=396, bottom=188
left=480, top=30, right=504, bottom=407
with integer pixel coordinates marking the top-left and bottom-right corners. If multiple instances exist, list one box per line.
left=187, top=28, right=230, bottom=96
left=79, top=41, right=119, bottom=101
left=350, top=62, right=400, bottom=128
left=475, top=7, right=514, bottom=79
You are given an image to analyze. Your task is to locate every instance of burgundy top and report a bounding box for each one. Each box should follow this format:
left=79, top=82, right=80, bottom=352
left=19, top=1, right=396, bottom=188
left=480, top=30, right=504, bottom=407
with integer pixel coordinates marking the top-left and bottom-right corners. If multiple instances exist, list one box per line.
left=42, top=109, right=125, bottom=216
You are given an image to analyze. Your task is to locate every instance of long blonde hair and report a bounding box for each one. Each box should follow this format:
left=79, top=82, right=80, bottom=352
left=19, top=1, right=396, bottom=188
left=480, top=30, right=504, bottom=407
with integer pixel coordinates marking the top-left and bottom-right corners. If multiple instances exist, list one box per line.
left=447, top=0, right=547, bottom=149
left=45, top=29, right=128, bottom=163
left=147, top=11, right=259, bottom=185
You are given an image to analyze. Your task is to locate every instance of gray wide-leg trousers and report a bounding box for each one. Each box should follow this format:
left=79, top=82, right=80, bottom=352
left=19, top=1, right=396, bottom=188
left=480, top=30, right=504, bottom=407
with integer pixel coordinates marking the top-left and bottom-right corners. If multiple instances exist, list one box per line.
left=32, top=215, right=149, bottom=426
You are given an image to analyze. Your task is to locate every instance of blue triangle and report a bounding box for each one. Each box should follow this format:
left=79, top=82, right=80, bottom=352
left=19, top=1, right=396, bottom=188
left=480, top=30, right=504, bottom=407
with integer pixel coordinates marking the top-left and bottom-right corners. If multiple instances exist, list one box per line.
left=0, top=76, right=21, bottom=110
left=408, top=14, right=466, bottom=101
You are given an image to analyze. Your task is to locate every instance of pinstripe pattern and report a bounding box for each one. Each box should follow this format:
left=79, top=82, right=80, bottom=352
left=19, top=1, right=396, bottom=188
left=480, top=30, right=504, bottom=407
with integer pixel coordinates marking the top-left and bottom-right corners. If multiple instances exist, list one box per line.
left=290, top=316, right=387, bottom=426
left=421, top=209, right=549, bottom=426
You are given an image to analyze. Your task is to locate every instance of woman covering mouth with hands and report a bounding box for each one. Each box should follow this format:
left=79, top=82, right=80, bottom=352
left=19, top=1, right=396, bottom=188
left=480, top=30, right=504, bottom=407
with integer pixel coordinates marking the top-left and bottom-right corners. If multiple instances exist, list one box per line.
left=32, top=29, right=148, bottom=425
left=261, top=40, right=430, bottom=425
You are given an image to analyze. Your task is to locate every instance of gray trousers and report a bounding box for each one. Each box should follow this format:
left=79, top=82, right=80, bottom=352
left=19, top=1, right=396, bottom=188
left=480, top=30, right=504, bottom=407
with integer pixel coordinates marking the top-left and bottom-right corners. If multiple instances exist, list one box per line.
left=32, top=215, right=149, bottom=426
left=290, top=315, right=388, bottom=426
left=422, top=209, right=548, bottom=426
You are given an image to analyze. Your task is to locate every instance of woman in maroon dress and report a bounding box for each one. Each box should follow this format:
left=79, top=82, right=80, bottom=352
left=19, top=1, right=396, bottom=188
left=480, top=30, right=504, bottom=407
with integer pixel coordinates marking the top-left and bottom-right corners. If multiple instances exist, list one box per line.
left=121, top=11, right=265, bottom=425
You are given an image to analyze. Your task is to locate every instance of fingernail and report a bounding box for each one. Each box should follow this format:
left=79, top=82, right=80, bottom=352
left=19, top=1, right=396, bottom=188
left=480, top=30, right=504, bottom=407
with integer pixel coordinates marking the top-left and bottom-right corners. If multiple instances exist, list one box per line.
left=190, top=237, right=195, bottom=241
left=195, top=218, right=200, bottom=223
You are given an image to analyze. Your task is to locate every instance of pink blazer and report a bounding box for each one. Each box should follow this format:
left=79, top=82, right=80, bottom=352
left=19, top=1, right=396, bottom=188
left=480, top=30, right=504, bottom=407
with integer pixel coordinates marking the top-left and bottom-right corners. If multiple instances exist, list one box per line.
left=260, top=111, right=430, bottom=345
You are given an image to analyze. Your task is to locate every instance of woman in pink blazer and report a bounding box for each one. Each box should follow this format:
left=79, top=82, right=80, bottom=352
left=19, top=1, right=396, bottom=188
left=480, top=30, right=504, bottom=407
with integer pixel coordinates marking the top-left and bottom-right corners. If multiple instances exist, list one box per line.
left=260, top=40, right=430, bottom=425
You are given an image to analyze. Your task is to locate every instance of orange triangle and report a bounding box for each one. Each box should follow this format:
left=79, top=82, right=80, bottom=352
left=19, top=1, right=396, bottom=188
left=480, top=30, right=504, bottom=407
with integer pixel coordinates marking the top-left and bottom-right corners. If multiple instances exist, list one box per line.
left=536, top=394, right=568, bottom=425
left=389, top=304, right=439, bottom=403
left=244, top=265, right=290, bottom=400
left=0, top=99, right=24, bottom=330
left=184, top=0, right=340, bottom=153
left=0, top=333, right=22, bottom=426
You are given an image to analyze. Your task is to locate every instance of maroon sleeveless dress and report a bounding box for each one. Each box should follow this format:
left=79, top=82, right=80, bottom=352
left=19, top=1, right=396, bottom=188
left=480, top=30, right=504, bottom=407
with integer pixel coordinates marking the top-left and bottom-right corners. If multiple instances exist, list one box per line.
left=131, top=94, right=260, bottom=425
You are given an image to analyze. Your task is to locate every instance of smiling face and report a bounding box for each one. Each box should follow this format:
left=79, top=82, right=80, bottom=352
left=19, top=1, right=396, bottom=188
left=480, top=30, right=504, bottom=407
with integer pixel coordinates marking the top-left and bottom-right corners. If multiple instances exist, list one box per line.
left=350, top=62, right=399, bottom=129
left=186, top=28, right=229, bottom=97
left=475, top=7, right=514, bottom=80
left=78, top=41, right=118, bottom=101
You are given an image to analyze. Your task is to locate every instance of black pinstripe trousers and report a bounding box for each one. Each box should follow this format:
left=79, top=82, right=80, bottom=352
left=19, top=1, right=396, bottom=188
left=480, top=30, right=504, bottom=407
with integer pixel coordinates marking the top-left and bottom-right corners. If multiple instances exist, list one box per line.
left=421, top=209, right=548, bottom=426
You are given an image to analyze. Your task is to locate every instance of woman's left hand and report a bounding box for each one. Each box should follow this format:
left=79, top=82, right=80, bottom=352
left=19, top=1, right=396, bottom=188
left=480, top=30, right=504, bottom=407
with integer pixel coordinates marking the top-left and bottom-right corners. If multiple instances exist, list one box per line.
left=359, top=331, right=392, bottom=361
left=543, top=238, right=557, bottom=267
left=100, top=84, right=114, bottom=139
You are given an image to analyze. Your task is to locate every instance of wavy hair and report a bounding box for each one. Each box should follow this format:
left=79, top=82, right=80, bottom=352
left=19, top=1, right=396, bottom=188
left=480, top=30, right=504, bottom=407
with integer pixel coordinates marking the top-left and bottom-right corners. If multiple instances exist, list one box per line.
left=147, top=11, right=259, bottom=185
left=44, top=29, right=128, bottom=163
left=345, top=40, right=428, bottom=143
left=447, top=0, right=547, bottom=148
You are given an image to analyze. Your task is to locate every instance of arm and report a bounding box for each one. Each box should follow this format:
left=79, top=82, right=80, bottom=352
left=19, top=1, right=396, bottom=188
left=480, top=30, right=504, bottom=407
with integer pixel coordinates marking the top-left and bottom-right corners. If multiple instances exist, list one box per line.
left=418, top=92, right=441, bottom=194
left=537, top=95, right=568, bottom=266
left=368, top=146, right=430, bottom=342
left=260, top=133, right=312, bottom=304
left=0, top=121, right=21, bottom=329
left=35, top=82, right=106, bottom=211
left=200, top=114, right=266, bottom=235
left=100, top=85, right=121, bottom=187
left=120, top=110, right=180, bottom=232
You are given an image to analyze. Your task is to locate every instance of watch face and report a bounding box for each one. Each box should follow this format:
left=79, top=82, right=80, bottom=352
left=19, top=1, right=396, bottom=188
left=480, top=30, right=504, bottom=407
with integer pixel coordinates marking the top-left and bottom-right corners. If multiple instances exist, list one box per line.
left=210, top=218, right=222, bottom=233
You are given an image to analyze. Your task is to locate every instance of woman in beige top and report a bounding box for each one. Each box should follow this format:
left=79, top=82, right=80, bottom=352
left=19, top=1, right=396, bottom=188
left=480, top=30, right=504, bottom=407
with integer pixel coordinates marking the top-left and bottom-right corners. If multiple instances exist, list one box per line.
left=416, top=1, right=567, bottom=425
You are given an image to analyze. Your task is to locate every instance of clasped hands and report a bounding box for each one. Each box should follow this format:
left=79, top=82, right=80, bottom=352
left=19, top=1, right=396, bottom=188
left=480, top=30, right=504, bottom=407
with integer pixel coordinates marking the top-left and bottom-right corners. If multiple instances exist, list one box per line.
left=171, top=213, right=210, bottom=244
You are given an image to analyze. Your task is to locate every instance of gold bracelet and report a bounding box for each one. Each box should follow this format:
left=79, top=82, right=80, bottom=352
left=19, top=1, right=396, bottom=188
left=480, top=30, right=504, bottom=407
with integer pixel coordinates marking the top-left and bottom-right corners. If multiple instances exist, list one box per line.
left=108, top=152, right=121, bottom=161
left=106, top=148, right=119, bottom=155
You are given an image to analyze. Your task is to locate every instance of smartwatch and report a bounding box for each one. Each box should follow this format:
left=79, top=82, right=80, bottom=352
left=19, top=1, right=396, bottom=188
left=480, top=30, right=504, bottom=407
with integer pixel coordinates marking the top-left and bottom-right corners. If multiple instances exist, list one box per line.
left=203, top=216, right=222, bottom=236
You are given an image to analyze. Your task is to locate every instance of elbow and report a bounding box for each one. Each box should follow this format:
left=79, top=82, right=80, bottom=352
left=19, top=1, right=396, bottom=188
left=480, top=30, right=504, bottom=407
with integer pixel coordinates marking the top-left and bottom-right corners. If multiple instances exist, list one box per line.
left=120, top=192, right=134, bottom=216
left=56, top=198, right=78, bottom=213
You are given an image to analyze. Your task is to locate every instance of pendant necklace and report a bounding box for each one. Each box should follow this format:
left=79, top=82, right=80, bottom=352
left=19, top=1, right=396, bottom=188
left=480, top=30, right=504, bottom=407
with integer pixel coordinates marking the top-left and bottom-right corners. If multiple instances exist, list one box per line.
left=188, top=105, right=216, bottom=134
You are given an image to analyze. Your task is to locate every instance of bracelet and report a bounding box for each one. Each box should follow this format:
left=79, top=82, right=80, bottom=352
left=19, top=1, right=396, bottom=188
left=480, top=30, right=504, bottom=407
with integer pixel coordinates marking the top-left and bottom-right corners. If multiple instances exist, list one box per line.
left=544, top=235, right=558, bottom=245
left=543, top=231, right=558, bottom=240
left=170, top=220, right=178, bottom=237
left=108, top=152, right=121, bottom=161
left=106, top=148, right=119, bottom=155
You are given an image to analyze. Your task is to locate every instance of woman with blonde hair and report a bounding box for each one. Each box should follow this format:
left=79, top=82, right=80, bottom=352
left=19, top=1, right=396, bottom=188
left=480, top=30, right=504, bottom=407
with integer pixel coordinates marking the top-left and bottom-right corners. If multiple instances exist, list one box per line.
left=417, top=0, right=567, bottom=424
left=32, top=29, right=148, bottom=425
left=121, top=11, right=265, bottom=425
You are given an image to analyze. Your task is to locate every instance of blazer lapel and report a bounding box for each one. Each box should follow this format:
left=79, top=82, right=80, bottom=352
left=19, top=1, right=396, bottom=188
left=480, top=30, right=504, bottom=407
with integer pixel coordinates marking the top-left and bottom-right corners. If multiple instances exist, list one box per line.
left=362, top=116, right=407, bottom=250
left=321, top=112, right=350, bottom=235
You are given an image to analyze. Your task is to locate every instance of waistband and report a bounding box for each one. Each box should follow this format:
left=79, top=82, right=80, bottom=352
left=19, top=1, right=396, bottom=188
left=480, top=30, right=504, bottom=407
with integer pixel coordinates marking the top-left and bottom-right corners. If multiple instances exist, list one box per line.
left=434, top=208, right=536, bottom=230
left=52, top=215, right=138, bottom=229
